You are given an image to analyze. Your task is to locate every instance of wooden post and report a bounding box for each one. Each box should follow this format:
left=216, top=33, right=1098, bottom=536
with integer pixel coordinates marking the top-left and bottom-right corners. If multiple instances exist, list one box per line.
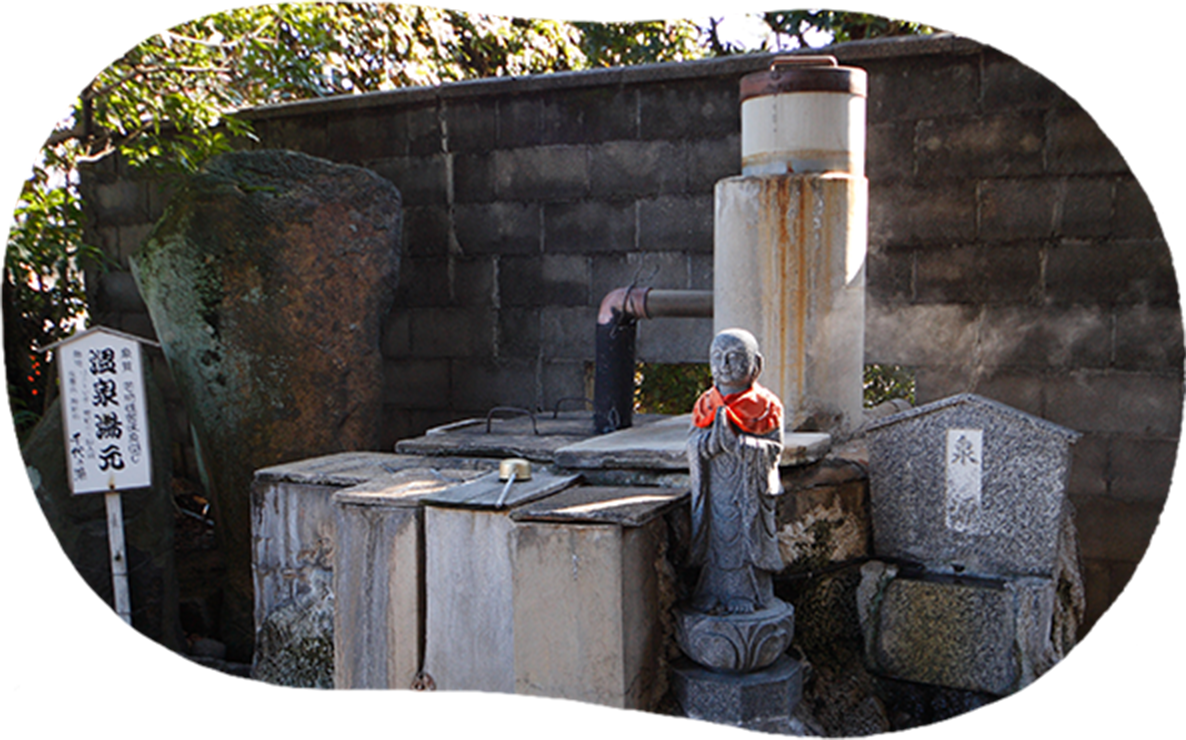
left=105, top=487, right=132, bottom=624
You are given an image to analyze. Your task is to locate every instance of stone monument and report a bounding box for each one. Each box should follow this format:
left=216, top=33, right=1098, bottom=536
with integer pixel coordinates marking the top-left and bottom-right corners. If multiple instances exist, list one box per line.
left=671, top=328, right=803, bottom=731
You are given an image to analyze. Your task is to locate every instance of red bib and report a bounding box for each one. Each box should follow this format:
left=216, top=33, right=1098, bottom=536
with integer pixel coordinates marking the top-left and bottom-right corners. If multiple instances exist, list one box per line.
left=691, top=382, right=783, bottom=436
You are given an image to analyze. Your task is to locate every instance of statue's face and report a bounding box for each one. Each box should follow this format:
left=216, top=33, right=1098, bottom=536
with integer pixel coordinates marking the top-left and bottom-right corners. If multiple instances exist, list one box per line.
left=710, top=331, right=760, bottom=392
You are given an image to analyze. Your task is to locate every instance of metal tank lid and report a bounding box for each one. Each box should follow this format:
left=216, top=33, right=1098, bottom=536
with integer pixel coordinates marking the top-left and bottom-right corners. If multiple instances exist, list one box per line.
left=739, top=55, right=867, bottom=101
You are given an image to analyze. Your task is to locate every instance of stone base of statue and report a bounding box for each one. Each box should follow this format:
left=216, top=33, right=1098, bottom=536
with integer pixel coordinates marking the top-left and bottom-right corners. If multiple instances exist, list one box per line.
left=671, top=653, right=805, bottom=732
left=674, top=598, right=795, bottom=673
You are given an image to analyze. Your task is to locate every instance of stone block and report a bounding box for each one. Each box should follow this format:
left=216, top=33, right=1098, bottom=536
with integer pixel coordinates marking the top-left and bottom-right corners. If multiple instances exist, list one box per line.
left=1066, top=432, right=1109, bottom=497
left=497, top=94, right=544, bottom=148
left=493, top=146, right=588, bottom=201
left=409, top=306, right=493, bottom=358
left=454, top=202, right=541, bottom=255
left=1043, top=370, right=1182, bottom=436
left=326, top=109, right=406, bottom=162
left=450, top=357, right=538, bottom=412
left=857, top=562, right=1057, bottom=695
left=383, top=359, right=450, bottom=408
left=865, top=245, right=913, bottom=305
left=866, top=394, right=1080, bottom=577
left=94, top=270, right=147, bottom=313
left=869, top=180, right=976, bottom=247
left=541, top=305, right=597, bottom=360
left=590, top=251, right=691, bottom=299
left=776, top=467, right=871, bottom=572
left=544, top=199, right=634, bottom=253
left=1113, top=176, right=1165, bottom=239
left=687, top=134, right=741, bottom=192
left=498, top=307, right=541, bottom=359
left=380, top=311, right=410, bottom=357
left=93, top=180, right=147, bottom=225
left=499, top=254, right=590, bottom=307
left=453, top=256, right=496, bottom=307
left=452, top=151, right=496, bottom=204
left=637, top=316, right=714, bottom=364
left=978, top=178, right=1059, bottom=241
left=401, top=204, right=449, bottom=257
left=914, top=244, right=1041, bottom=305
left=977, top=304, right=1110, bottom=371
left=589, top=140, right=686, bottom=198
left=916, top=113, right=1044, bottom=178
left=1059, top=177, right=1114, bottom=238
left=638, top=194, right=713, bottom=253
left=405, top=103, right=442, bottom=156
left=542, top=86, right=637, bottom=145
left=1045, top=239, right=1177, bottom=307
left=367, top=154, right=447, bottom=206
left=541, top=359, right=590, bottom=412
left=1108, top=435, right=1178, bottom=504
left=1071, top=494, right=1163, bottom=562
left=638, top=78, right=738, bottom=141
left=1047, top=106, right=1127, bottom=175
left=1114, top=305, right=1185, bottom=371
left=116, top=223, right=155, bottom=266
left=690, top=253, right=713, bottom=290
left=981, top=52, right=1068, bottom=112
left=263, top=115, right=328, bottom=158
left=866, top=121, right=915, bottom=183
left=444, top=98, right=496, bottom=153
left=671, top=654, right=804, bottom=732
left=393, top=257, right=450, bottom=307
left=866, top=56, right=978, bottom=123
left=864, top=303, right=980, bottom=367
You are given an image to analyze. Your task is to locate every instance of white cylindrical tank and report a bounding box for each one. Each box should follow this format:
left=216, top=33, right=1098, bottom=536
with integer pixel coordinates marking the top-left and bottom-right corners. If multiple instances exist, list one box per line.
left=715, top=56, right=868, bottom=435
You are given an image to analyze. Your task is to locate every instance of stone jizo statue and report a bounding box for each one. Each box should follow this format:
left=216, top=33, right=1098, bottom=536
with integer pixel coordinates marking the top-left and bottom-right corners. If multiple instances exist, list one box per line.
left=674, top=328, right=794, bottom=674
left=687, top=328, right=785, bottom=615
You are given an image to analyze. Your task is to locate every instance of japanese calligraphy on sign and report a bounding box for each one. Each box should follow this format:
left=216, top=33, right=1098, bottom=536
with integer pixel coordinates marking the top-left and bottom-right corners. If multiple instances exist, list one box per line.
left=56, top=328, right=152, bottom=494
left=944, top=428, right=984, bottom=533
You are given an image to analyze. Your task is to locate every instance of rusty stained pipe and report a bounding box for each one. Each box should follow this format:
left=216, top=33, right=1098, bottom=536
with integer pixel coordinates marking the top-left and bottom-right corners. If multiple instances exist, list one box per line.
left=593, top=288, right=713, bottom=434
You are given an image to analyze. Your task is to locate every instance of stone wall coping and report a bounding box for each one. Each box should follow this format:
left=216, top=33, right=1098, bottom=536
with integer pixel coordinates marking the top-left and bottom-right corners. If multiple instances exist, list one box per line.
left=866, top=392, right=1083, bottom=442
left=239, top=33, right=983, bottom=122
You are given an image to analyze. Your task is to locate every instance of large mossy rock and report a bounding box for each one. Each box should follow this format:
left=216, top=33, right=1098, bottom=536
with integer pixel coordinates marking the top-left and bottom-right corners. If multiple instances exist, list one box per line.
left=22, top=376, right=183, bottom=652
left=132, top=150, right=401, bottom=661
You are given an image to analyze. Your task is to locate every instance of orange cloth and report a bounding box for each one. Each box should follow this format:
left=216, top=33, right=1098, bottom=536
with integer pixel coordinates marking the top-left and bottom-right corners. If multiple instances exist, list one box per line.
left=691, top=382, right=783, bottom=436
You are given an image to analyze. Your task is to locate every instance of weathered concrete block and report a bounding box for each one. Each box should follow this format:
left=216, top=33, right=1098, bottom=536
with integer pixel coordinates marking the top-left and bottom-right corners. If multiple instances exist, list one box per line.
left=382, top=359, right=449, bottom=408
left=94, top=271, right=147, bottom=314
left=1045, top=239, right=1177, bottom=307
left=866, top=394, right=1080, bottom=577
left=542, top=86, right=636, bottom=145
left=1108, top=435, right=1178, bottom=504
left=326, top=109, right=406, bottom=162
left=638, top=79, right=738, bottom=141
left=444, top=99, right=496, bottom=154
left=544, top=199, right=635, bottom=253
left=865, top=245, right=913, bottom=305
left=400, top=204, right=449, bottom=257
left=687, top=134, right=741, bottom=192
left=1047, top=107, right=1127, bottom=175
left=857, top=562, right=1056, bottom=695
left=1115, top=305, right=1185, bottom=371
left=393, top=257, right=450, bottom=306
left=867, top=57, right=978, bottom=123
left=1043, top=370, right=1182, bottom=436
left=636, top=316, right=714, bottom=364
left=978, top=178, right=1059, bottom=240
left=494, top=146, right=588, bottom=201
left=590, top=251, right=691, bottom=299
left=914, top=244, right=1040, bottom=305
left=869, top=180, right=976, bottom=246
left=916, top=113, right=1044, bottom=178
left=1113, top=177, right=1164, bottom=239
left=496, top=95, right=544, bottom=149
left=449, top=357, right=538, bottom=411
left=1071, top=493, right=1163, bottom=562
left=977, top=304, right=1111, bottom=370
left=367, top=155, right=448, bottom=206
left=589, top=140, right=686, bottom=198
left=452, top=151, right=496, bottom=204
left=866, top=120, right=915, bottom=183
left=864, top=303, right=980, bottom=367
left=116, top=223, right=155, bottom=266
left=497, top=307, right=541, bottom=359
left=1059, top=177, right=1114, bottom=238
left=1066, top=432, right=1109, bottom=497
left=541, top=306, right=597, bottom=360
left=638, top=194, right=713, bottom=253
left=541, top=359, right=589, bottom=412
left=408, top=306, right=493, bottom=358
left=499, top=254, right=590, bottom=307
left=405, top=103, right=442, bottom=156
left=261, top=115, right=328, bottom=158
left=454, top=202, right=541, bottom=255
left=92, top=180, right=148, bottom=226
left=980, top=52, right=1068, bottom=111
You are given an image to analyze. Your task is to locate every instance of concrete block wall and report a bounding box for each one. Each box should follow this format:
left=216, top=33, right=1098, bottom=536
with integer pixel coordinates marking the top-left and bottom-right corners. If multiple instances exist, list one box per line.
left=78, top=34, right=1179, bottom=635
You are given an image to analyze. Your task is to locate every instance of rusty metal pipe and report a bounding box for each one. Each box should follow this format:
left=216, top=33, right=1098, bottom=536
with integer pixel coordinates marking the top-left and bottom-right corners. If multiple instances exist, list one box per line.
left=593, top=287, right=713, bottom=434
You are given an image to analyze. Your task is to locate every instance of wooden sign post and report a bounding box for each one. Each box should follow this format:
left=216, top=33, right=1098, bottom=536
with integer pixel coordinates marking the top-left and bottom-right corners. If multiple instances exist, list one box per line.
left=47, top=326, right=156, bottom=625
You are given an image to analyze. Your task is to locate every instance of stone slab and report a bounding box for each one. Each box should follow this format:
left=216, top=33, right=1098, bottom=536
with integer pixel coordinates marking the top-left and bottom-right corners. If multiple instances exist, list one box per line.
left=420, top=469, right=580, bottom=509
left=554, top=413, right=831, bottom=470
left=394, top=411, right=668, bottom=463
left=857, top=560, right=1057, bottom=696
left=510, top=485, right=687, bottom=527
left=255, top=450, right=496, bottom=487
left=865, top=393, right=1080, bottom=577
left=671, top=654, right=804, bottom=731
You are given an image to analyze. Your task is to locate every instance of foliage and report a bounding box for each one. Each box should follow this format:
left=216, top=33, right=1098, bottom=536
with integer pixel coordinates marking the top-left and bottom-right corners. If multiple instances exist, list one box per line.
left=634, top=362, right=713, bottom=415
left=575, top=20, right=705, bottom=67
left=863, top=363, right=916, bottom=407
left=759, top=10, right=935, bottom=49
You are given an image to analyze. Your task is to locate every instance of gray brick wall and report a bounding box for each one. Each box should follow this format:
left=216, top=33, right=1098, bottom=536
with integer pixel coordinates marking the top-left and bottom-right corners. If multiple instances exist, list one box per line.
left=78, top=34, right=1179, bottom=637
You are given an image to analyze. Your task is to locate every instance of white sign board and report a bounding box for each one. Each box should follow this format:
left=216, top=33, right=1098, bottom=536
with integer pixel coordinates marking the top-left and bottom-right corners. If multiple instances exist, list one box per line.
left=58, top=328, right=152, bottom=494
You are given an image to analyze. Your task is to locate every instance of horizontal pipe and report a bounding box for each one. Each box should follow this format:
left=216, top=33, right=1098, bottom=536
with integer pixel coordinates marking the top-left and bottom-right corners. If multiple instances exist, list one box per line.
left=644, top=289, right=713, bottom=318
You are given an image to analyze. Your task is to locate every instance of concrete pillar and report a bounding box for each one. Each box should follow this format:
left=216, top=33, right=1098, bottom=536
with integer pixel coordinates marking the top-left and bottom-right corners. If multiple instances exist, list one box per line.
left=714, top=174, right=867, bottom=433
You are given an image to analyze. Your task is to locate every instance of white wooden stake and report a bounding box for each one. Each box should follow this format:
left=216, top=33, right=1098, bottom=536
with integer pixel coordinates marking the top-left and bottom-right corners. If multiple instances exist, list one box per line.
left=104, top=487, right=132, bottom=624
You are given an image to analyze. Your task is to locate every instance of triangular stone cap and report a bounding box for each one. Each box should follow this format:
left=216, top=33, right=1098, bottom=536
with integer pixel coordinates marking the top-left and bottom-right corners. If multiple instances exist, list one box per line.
left=36, top=324, right=161, bottom=353
left=865, top=393, right=1080, bottom=444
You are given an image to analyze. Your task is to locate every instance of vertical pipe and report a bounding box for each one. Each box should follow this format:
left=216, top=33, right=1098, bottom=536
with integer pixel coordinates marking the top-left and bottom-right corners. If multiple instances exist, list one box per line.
left=593, top=314, right=637, bottom=433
